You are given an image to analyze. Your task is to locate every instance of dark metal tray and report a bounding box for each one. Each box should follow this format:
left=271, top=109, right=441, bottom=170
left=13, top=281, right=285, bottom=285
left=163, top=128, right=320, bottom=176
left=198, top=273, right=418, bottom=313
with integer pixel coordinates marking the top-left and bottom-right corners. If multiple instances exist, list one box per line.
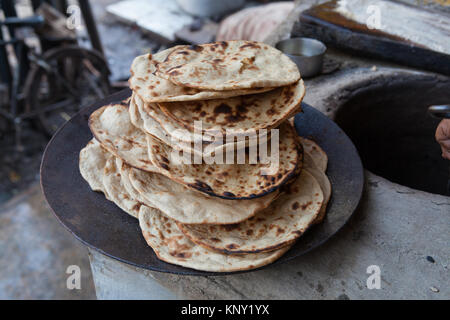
left=41, top=89, right=364, bottom=276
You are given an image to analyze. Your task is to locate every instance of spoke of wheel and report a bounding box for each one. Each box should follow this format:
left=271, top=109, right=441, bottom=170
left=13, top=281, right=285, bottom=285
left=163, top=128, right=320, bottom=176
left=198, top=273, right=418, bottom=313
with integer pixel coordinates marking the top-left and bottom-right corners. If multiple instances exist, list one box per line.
left=82, top=70, right=105, bottom=99
left=50, top=66, right=80, bottom=99
left=83, top=58, right=101, bottom=78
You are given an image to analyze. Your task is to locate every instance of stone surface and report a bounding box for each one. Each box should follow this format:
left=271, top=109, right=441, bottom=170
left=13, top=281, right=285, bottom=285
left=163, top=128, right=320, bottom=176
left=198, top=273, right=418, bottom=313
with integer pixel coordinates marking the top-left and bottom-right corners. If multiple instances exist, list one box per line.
left=0, top=184, right=96, bottom=299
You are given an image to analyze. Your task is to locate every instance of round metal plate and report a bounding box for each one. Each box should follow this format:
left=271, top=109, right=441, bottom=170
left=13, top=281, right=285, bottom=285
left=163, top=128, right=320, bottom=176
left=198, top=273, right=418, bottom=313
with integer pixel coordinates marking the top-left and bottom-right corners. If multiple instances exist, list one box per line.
left=41, top=89, right=364, bottom=276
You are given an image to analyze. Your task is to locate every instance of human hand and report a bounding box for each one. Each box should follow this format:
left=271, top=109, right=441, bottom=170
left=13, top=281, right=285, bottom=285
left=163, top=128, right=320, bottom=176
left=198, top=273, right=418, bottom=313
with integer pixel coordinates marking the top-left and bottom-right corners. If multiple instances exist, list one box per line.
left=436, top=119, right=450, bottom=160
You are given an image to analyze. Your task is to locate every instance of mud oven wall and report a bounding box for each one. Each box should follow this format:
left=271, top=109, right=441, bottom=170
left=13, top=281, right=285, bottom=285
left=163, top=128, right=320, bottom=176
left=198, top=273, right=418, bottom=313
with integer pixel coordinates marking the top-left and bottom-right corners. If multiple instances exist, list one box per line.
left=307, top=68, right=450, bottom=196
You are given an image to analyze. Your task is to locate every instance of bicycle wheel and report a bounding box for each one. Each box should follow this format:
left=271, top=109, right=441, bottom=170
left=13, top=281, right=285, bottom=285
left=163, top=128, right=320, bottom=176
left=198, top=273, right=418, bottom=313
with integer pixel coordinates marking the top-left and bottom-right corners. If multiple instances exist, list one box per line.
left=24, top=45, right=110, bottom=136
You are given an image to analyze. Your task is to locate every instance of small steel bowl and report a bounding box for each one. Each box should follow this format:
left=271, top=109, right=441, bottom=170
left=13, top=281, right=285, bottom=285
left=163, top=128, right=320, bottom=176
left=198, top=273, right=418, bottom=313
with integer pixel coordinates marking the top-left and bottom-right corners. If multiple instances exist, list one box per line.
left=276, top=37, right=327, bottom=78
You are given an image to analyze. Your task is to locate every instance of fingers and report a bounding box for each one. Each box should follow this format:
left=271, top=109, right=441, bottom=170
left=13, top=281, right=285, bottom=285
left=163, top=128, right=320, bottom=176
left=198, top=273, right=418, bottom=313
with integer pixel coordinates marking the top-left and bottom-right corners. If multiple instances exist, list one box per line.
left=436, top=120, right=450, bottom=160
left=440, top=139, right=450, bottom=160
left=440, top=139, right=450, bottom=150
left=435, top=119, right=450, bottom=142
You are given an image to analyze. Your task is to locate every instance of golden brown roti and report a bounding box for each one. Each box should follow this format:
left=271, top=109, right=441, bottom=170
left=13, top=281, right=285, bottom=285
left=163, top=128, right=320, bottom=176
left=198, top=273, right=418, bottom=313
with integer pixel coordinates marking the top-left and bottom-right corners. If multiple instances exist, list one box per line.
left=305, top=166, right=331, bottom=225
left=155, top=40, right=300, bottom=90
left=79, top=139, right=110, bottom=192
left=303, top=147, right=332, bottom=224
left=129, top=48, right=272, bottom=103
left=130, top=93, right=270, bottom=158
left=124, top=161, right=279, bottom=225
left=158, top=80, right=305, bottom=136
left=102, top=156, right=142, bottom=218
left=79, top=139, right=143, bottom=218
left=134, top=94, right=213, bottom=143
left=139, top=205, right=293, bottom=272
left=177, top=170, right=323, bottom=254
left=299, top=137, right=328, bottom=172
left=147, top=122, right=302, bottom=199
left=89, top=103, right=158, bottom=173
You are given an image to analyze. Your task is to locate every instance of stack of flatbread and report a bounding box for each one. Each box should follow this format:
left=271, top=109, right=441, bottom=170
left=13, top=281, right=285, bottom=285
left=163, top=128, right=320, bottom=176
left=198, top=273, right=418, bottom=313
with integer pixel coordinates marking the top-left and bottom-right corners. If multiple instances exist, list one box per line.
left=79, top=41, right=332, bottom=272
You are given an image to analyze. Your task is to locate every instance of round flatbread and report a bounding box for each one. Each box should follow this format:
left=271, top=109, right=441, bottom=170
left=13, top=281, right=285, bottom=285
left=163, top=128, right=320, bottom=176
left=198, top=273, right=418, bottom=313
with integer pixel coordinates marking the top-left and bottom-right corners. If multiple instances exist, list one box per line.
left=79, top=138, right=110, bottom=192
left=116, top=158, right=148, bottom=206
left=134, top=94, right=213, bottom=143
left=125, top=161, right=279, bottom=224
left=303, top=148, right=317, bottom=169
left=305, top=166, right=331, bottom=225
left=158, top=80, right=305, bottom=136
left=178, top=170, right=323, bottom=254
left=155, top=40, right=300, bottom=90
left=139, top=205, right=292, bottom=272
left=130, top=93, right=213, bottom=151
left=129, top=93, right=179, bottom=146
left=130, top=93, right=269, bottom=158
left=303, top=148, right=332, bottom=224
left=79, top=140, right=143, bottom=218
left=147, top=121, right=302, bottom=199
left=89, top=103, right=158, bottom=173
left=102, top=156, right=142, bottom=218
left=129, top=48, right=272, bottom=103
left=299, top=137, right=328, bottom=172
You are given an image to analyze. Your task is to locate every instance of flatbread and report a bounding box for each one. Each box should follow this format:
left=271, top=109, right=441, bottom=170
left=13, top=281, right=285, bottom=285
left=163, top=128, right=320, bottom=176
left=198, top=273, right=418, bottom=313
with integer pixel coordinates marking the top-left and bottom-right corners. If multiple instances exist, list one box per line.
left=129, top=48, right=272, bottom=103
left=129, top=94, right=179, bottom=147
left=89, top=103, right=158, bottom=173
left=139, top=205, right=292, bottom=272
left=178, top=170, right=323, bottom=254
left=303, top=148, right=317, bottom=169
left=79, top=139, right=110, bottom=192
left=158, top=80, right=305, bottom=135
left=102, top=156, right=142, bottom=218
left=299, top=137, right=328, bottom=172
left=116, top=158, right=148, bottom=205
left=130, top=93, right=213, bottom=152
left=130, top=93, right=268, bottom=158
left=303, top=148, right=332, bottom=224
left=135, top=94, right=213, bottom=143
left=147, top=121, right=302, bottom=199
left=126, top=162, right=279, bottom=224
left=306, top=166, right=331, bottom=225
left=155, top=40, right=300, bottom=90
left=79, top=140, right=143, bottom=218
